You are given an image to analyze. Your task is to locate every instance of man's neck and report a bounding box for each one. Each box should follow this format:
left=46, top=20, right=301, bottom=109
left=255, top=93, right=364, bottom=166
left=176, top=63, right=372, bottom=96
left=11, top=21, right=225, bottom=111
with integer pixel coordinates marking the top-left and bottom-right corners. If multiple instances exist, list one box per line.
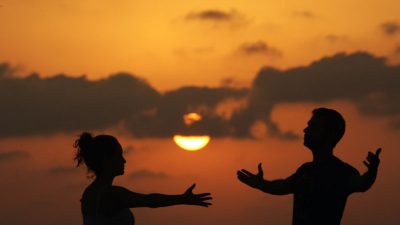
left=311, top=147, right=335, bottom=164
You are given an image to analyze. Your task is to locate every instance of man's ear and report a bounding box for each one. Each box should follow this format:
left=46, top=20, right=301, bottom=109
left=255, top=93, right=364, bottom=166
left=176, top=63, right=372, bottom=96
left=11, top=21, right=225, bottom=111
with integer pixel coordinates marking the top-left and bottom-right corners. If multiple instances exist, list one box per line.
left=327, top=129, right=337, bottom=148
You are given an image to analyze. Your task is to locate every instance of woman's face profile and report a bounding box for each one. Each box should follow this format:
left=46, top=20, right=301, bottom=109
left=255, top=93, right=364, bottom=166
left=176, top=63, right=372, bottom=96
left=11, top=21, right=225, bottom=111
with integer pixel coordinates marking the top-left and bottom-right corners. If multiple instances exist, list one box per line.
left=103, top=141, right=126, bottom=176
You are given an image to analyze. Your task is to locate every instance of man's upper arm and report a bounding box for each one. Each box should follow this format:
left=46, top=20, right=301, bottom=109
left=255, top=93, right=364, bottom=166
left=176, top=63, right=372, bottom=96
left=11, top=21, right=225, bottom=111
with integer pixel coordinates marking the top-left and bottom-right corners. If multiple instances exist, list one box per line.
left=280, top=172, right=298, bottom=194
left=347, top=167, right=363, bottom=193
left=264, top=165, right=303, bottom=195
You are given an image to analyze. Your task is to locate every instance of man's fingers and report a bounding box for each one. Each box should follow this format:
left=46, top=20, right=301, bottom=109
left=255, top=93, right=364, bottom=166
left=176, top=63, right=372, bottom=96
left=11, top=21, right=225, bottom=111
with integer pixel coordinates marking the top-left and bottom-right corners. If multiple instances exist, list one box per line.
left=258, top=163, right=264, bottom=176
left=237, top=174, right=250, bottom=184
left=237, top=171, right=249, bottom=180
left=363, top=161, right=370, bottom=168
left=241, top=169, right=256, bottom=177
left=376, top=148, right=382, bottom=157
left=237, top=170, right=244, bottom=176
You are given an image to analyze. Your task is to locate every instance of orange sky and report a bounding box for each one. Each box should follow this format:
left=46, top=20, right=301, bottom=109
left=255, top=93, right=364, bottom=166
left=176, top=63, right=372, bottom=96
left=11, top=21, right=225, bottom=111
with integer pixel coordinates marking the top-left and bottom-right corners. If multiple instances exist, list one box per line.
left=0, top=0, right=399, bottom=90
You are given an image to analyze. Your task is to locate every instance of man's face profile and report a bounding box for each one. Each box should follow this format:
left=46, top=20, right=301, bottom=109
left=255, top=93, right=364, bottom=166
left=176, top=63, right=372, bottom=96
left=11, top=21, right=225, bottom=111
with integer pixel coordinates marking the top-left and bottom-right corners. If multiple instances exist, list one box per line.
left=303, top=115, right=332, bottom=150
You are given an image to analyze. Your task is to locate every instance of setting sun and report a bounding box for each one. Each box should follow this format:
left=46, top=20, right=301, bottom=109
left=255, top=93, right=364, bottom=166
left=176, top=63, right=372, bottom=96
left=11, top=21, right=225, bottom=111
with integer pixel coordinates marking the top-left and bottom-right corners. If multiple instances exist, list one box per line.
left=173, top=135, right=211, bottom=151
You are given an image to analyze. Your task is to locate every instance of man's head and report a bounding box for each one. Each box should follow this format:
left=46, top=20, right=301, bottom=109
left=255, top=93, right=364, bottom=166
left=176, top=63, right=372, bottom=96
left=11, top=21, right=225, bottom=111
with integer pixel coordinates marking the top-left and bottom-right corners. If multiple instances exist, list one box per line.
left=303, top=108, right=346, bottom=151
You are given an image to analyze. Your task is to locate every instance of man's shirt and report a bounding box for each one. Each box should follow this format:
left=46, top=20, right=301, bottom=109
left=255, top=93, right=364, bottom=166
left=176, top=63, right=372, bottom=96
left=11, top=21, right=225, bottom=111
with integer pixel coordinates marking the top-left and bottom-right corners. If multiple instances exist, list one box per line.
left=285, top=156, right=360, bottom=225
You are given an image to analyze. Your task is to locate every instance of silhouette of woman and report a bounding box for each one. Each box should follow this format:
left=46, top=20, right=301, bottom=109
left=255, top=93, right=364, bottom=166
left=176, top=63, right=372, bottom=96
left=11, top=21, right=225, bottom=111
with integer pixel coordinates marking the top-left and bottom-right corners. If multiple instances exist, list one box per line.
left=74, top=132, right=212, bottom=225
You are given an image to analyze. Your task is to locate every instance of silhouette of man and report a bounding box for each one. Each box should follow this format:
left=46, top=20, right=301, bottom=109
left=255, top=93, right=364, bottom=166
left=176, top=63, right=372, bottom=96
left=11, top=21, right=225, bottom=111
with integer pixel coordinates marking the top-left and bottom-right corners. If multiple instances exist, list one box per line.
left=237, top=108, right=381, bottom=225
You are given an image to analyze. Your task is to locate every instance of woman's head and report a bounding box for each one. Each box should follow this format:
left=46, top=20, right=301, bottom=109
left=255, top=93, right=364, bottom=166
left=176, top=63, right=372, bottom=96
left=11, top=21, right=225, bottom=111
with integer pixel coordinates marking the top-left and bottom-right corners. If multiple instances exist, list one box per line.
left=74, top=132, right=126, bottom=177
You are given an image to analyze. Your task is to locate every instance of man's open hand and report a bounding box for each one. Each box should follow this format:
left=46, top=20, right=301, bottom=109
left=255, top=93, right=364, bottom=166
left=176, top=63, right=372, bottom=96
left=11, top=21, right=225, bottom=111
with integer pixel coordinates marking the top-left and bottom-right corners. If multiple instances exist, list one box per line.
left=237, top=163, right=264, bottom=189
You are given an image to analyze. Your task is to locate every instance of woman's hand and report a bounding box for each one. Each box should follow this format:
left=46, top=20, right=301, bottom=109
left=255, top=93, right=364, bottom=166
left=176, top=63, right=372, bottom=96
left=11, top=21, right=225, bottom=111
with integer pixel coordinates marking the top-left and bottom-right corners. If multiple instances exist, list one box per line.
left=182, top=184, right=212, bottom=207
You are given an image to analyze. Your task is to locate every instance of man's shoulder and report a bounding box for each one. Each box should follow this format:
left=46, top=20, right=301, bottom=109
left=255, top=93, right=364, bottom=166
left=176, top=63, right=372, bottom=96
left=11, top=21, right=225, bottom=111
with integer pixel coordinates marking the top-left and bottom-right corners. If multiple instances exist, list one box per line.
left=296, top=162, right=314, bottom=173
left=333, top=157, right=360, bottom=175
left=295, top=158, right=360, bottom=175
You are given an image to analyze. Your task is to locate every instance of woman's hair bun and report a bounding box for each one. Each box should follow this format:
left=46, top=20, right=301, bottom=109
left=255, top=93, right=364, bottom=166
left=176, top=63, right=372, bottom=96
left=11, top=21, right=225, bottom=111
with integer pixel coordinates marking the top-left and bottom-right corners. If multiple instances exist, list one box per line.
left=74, top=132, right=94, bottom=168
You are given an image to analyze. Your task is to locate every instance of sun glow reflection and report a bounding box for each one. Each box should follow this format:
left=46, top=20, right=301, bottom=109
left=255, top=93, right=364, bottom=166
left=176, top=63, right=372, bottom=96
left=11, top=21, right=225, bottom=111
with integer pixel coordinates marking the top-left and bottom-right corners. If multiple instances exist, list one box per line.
left=183, top=113, right=202, bottom=125
left=173, top=135, right=211, bottom=151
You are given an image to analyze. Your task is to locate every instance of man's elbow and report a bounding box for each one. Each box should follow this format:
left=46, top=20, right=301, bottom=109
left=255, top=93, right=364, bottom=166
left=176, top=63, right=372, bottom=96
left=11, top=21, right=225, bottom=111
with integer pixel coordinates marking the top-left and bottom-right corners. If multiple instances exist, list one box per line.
left=260, top=187, right=292, bottom=195
left=356, top=184, right=373, bottom=193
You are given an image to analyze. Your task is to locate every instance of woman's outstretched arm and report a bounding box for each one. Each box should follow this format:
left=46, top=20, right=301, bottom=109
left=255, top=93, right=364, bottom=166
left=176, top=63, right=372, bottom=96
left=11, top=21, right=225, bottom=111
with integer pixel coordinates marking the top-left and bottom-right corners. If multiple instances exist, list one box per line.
left=99, top=184, right=212, bottom=213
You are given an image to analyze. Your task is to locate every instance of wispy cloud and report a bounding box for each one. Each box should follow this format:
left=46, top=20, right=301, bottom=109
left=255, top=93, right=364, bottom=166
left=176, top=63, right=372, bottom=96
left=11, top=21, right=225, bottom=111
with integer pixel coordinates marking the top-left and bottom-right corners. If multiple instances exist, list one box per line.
left=292, top=10, right=317, bottom=19
left=128, top=169, right=169, bottom=179
left=324, top=34, right=347, bottom=43
left=185, top=9, right=248, bottom=28
left=186, top=10, right=234, bottom=21
left=237, top=41, right=282, bottom=57
left=49, top=166, right=78, bottom=174
left=0, top=150, right=30, bottom=162
left=394, top=45, right=400, bottom=55
left=124, top=145, right=135, bottom=155
left=381, top=21, right=400, bottom=36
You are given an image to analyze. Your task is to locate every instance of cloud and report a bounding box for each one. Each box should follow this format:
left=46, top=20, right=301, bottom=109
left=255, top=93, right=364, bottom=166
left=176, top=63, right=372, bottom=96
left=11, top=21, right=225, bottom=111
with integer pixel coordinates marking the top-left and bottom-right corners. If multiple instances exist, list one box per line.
left=238, top=41, right=282, bottom=57
left=124, top=86, right=249, bottom=137
left=381, top=21, right=400, bottom=36
left=0, top=65, right=248, bottom=138
left=292, top=10, right=316, bottom=19
left=0, top=63, right=18, bottom=78
left=0, top=68, right=160, bottom=137
left=128, top=169, right=169, bottom=179
left=219, top=77, right=244, bottom=87
left=124, top=145, right=135, bottom=155
left=1, top=52, right=400, bottom=139
left=49, top=166, right=77, bottom=174
left=230, top=52, right=400, bottom=138
left=185, top=9, right=248, bottom=28
left=0, top=150, right=30, bottom=162
left=325, top=34, right=347, bottom=43
left=186, top=9, right=237, bottom=21
left=395, top=45, right=400, bottom=55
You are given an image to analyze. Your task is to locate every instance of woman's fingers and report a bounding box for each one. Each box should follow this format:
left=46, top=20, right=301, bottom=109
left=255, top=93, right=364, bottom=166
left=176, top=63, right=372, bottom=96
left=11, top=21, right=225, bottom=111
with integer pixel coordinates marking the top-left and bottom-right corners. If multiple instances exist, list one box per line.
left=196, top=193, right=211, bottom=198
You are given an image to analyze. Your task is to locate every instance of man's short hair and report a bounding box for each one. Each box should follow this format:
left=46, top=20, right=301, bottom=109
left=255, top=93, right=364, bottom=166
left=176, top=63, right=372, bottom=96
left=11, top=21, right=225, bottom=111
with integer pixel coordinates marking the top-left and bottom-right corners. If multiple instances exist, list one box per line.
left=312, top=108, right=346, bottom=147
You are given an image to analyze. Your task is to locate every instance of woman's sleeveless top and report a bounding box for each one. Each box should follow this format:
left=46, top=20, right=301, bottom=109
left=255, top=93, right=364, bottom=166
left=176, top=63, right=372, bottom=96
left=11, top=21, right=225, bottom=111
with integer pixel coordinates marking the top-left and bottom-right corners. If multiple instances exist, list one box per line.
left=82, top=185, right=135, bottom=225
left=83, top=208, right=135, bottom=225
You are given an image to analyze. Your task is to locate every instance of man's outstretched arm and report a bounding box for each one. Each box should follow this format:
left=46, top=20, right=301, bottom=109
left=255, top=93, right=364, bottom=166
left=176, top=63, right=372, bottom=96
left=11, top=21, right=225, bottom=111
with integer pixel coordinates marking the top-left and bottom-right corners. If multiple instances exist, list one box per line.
left=350, top=148, right=382, bottom=193
left=237, top=163, right=293, bottom=195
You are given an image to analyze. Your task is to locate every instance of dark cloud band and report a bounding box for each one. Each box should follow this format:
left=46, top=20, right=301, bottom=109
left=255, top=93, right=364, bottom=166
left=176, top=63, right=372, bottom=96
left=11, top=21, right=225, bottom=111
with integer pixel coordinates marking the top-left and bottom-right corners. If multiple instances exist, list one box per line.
left=1, top=51, right=399, bottom=139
